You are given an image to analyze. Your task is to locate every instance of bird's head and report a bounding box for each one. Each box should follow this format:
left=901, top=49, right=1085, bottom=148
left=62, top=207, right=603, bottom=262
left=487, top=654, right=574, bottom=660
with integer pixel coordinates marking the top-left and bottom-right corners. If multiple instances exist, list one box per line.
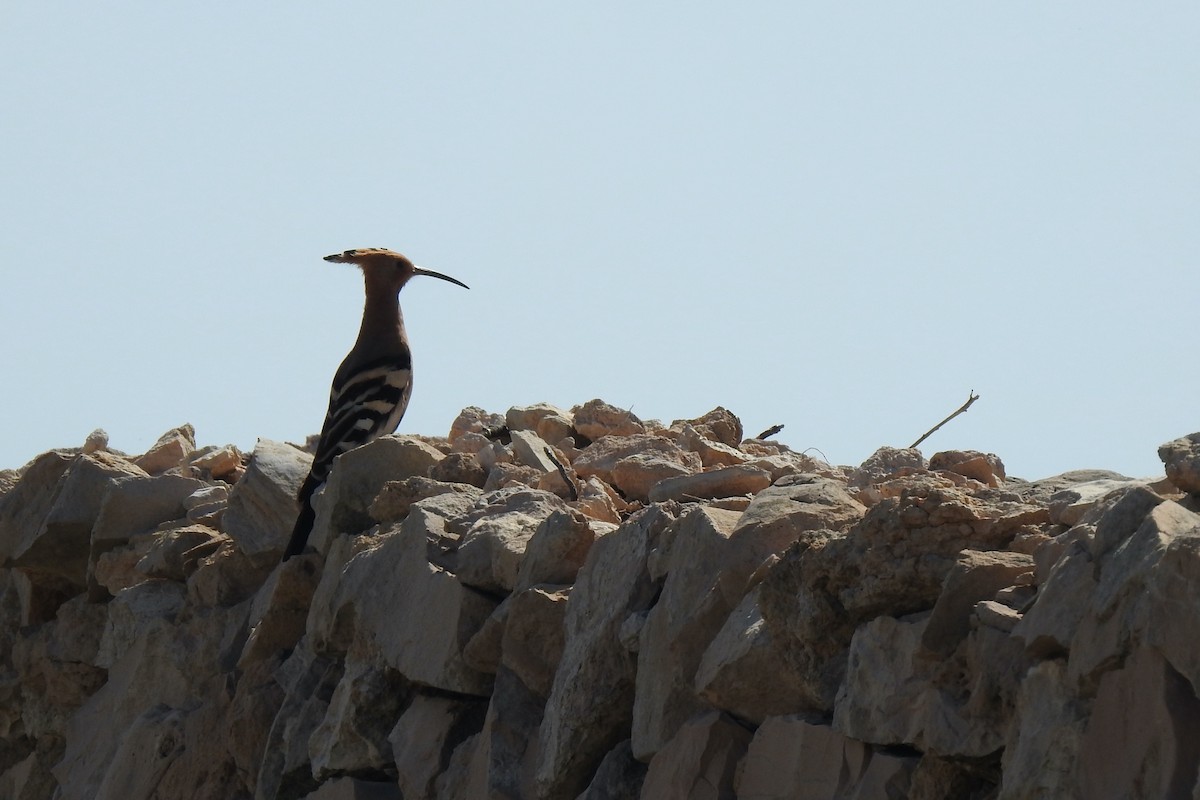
left=324, top=248, right=469, bottom=291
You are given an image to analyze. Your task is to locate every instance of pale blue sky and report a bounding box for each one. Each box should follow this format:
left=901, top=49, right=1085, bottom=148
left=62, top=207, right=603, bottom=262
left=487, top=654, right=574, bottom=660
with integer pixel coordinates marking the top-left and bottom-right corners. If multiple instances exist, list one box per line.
left=3, top=3, right=1197, bottom=479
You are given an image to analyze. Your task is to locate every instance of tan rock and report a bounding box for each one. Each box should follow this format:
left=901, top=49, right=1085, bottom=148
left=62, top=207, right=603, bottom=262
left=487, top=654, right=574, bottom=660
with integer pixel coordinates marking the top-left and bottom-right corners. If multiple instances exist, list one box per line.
left=183, top=484, right=230, bottom=527
left=389, top=693, right=486, bottom=800
left=309, top=435, right=446, bottom=556
left=1077, top=646, right=1200, bottom=800
left=632, top=506, right=742, bottom=759
left=929, top=449, right=1006, bottom=487
left=920, top=549, right=1033, bottom=657
left=675, top=424, right=749, bottom=468
left=572, top=476, right=628, bottom=524
left=456, top=489, right=566, bottom=593
left=572, top=399, right=645, bottom=440
left=307, top=510, right=496, bottom=696
left=186, top=536, right=272, bottom=608
left=1159, top=432, right=1200, bottom=493
left=223, top=439, right=310, bottom=563
left=300, top=777, right=401, bottom=799
left=998, top=660, right=1086, bottom=800
left=134, top=522, right=222, bottom=582
left=1013, top=541, right=1095, bottom=658
left=509, top=428, right=562, bottom=473
left=6, top=453, right=146, bottom=587
left=482, top=462, right=542, bottom=492
left=502, top=585, right=569, bottom=699
left=461, top=598, right=507, bottom=675
left=694, top=588, right=809, bottom=725
left=369, top=477, right=481, bottom=524
left=186, top=444, right=243, bottom=481
left=514, top=508, right=606, bottom=592
left=428, top=451, right=488, bottom=487
left=610, top=452, right=700, bottom=502
left=82, top=428, right=109, bottom=454
left=638, top=711, right=751, bottom=800
left=647, top=464, right=771, bottom=503
left=238, top=553, right=323, bottom=667
left=309, top=657, right=411, bottom=779
left=134, top=423, right=196, bottom=474
left=448, top=406, right=506, bottom=442
left=669, top=407, right=743, bottom=448
left=506, top=402, right=575, bottom=444
left=1048, top=478, right=1146, bottom=526
left=534, top=505, right=677, bottom=800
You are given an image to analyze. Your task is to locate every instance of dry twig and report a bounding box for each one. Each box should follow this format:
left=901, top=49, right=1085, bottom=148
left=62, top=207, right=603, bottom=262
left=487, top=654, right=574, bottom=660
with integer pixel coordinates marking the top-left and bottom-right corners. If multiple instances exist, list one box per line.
left=909, top=391, right=980, bottom=449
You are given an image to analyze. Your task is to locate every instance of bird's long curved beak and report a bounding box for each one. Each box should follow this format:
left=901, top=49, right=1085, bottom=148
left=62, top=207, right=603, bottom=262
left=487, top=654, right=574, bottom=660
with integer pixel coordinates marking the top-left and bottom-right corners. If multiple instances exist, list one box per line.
left=413, top=266, right=470, bottom=289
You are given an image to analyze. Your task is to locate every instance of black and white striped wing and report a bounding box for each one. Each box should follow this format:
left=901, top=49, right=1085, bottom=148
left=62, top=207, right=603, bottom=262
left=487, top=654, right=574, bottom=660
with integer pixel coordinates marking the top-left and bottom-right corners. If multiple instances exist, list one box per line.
left=309, top=353, right=413, bottom=482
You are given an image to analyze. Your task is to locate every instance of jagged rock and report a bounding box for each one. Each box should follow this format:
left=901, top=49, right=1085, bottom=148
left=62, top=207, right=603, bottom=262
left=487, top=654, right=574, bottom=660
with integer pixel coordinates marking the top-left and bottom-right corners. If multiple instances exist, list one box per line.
left=184, top=484, right=230, bottom=527
left=389, top=693, right=485, bottom=800
left=228, top=655, right=286, bottom=792
left=456, top=489, right=566, bottom=593
left=5, top=452, right=146, bottom=587
left=534, top=505, right=677, bottom=800
left=669, top=407, right=743, bottom=448
left=572, top=435, right=701, bottom=501
left=187, top=444, right=243, bottom=481
left=462, top=598, right=507, bottom=675
left=1014, top=541, right=1094, bottom=658
left=920, top=549, right=1033, bottom=657
left=1159, top=432, right=1200, bottom=493
left=1047, top=477, right=1145, bottom=526
left=309, top=435, right=446, bottom=556
left=501, top=585, right=569, bottom=699
left=0, top=452, right=74, bottom=567
left=675, top=424, right=749, bottom=468
left=509, top=428, right=561, bottom=473
left=223, top=439, right=310, bottom=563
left=632, top=506, right=743, bottom=759
left=647, top=464, right=771, bottom=503
left=514, top=508, right=607, bottom=592
left=506, top=403, right=575, bottom=444
left=258, top=646, right=344, bottom=800
left=572, top=399, right=644, bottom=440
left=135, top=522, right=223, bottom=581
left=239, top=553, right=323, bottom=667
left=187, top=536, right=272, bottom=607
left=930, top=449, right=1006, bottom=487
left=369, top=477, right=481, bottom=524
left=429, top=452, right=488, bottom=487
left=728, top=473, right=865, bottom=580
left=908, top=755, right=996, bottom=800
left=134, top=423, right=196, bottom=474
left=308, top=658, right=411, bottom=779
left=575, top=739, right=646, bottom=800
left=1077, top=645, right=1200, bottom=799
left=87, top=472, right=206, bottom=591
left=448, top=406, right=506, bottom=442
left=849, top=446, right=927, bottom=489
left=572, top=476, right=627, bottom=524
left=998, top=660, right=1086, bottom=800
left=307, top=510, right=496, bottom=696
left=639, top=711, right=751, bottom=800
left=482, top=462, right=542, bottom=492
left=82, top=428, right=109, bottom=454
left=694, top=587, right=808, bottom=725
left=736, top=715, right=918, bottom=800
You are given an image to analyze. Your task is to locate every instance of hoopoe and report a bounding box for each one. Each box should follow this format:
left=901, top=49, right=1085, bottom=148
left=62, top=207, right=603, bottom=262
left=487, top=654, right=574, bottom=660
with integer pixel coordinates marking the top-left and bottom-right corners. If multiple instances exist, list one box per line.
left=282, top=248, right=469, bottom=561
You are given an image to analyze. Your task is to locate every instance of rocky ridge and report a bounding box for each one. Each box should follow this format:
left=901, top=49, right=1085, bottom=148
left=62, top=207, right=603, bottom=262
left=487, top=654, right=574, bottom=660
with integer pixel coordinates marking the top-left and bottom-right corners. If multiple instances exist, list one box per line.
left=2, top=406, right=1200, bottom=799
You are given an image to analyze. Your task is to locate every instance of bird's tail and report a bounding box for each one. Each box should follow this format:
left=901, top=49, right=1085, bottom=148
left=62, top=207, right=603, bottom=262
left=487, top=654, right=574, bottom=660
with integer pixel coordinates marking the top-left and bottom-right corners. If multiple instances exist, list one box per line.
left=282, top=474, right=320, bottom=561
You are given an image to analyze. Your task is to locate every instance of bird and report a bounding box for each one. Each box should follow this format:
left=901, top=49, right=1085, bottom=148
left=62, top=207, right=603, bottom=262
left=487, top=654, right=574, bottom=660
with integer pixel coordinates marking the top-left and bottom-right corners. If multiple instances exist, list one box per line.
left=282, top=248, right=469, bottom=561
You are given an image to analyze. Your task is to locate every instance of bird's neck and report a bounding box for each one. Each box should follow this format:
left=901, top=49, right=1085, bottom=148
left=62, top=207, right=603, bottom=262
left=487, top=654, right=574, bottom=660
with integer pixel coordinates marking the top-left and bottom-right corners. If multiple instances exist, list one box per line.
left=356, top=282, right=406, bottom=350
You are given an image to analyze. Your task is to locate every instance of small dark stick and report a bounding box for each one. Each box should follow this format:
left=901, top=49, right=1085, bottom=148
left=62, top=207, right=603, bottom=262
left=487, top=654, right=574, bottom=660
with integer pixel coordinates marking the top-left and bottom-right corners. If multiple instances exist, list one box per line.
left=543, top=446, right=579, bottom=501
left=909, top=391, right=980, bottom=449
left=755, top=424, right=785, bottom=440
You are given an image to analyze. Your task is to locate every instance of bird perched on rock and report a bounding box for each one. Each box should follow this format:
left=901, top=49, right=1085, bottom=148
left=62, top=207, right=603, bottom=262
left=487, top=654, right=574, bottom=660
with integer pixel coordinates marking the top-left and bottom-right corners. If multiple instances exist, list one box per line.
left=282, top=248, right=469, bottom=561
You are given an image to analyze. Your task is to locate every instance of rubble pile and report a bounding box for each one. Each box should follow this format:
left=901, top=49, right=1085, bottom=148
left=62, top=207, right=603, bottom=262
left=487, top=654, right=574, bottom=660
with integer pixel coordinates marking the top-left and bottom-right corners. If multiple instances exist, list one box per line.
left=2, top=405, right=1199, bottom=799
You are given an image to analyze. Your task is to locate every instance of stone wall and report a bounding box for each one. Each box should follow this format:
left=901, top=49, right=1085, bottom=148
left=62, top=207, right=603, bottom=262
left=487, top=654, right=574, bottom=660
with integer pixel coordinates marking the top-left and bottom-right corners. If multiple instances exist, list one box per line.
left=2, top=404, right=1199, bottom=799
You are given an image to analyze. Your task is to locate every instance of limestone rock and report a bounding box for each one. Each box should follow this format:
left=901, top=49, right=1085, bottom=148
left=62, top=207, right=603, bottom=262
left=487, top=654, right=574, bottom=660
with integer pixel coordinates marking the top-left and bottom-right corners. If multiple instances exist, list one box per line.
left=572, top=399, right=645, bottom=440
left=448, top=406, right=506, bottom=442
left=135, top=523, right=223, bottom=582
left=308, top=658, right=411, bottom=779
left=998, top=660, right=1086, bottom=800
left=501, top=585, right=569, bottom=699
left=647, top=464, right=771, bottom=503
left=429, top=451, right=488, bottom=487
left=134, top=423, right=196, bottom=474
left=186, top=536, right=272, bottom=607
left=638, top=711, right=751, bottom=800
left=534, top=505, right=677, bottom=800
left=187, top=444, right=243, bottom=481
left=456, top=489, right=566, bottom=593
left=929, top=449, right=1006, bottom=487
left=573, top=435, right=700, bottom=500
left=632, top=506, right=744, bottom=759
left=223, top=439, right=310, bottom=563
left=82, top=428, right=109, bottom=454
left=1077, top=646, right=1200, bottom=800
left=572, top=476, right=629, bottom=525
left=514, top=507, right=607, bottom=592
left=668, top=407, right=743, bottom=448
left=369, top=477, right=481, bottom=524
left=1159, top=432, right=1200, bottom=493
left=309, top=435, right=446, bottom=556
left=509, top=428, right=562, bottom=473
left=849, top=446, right=927, bottom=489
left=694, top=588, right=809, bottom=725
left=574, top=739, right=646, bottom=800
left=238, top=553, right=323, bottom=666
left=736, top=715, right=918, bottom=800
left=301, top=777, right=401, bottom=799
left=1048, top=477, right=1145, bottom=526
left=506, top=402, right=575, bottom=444
left=920, top=549, right=1033, bottom=657
left=0, top=452, right=74, bottom=568
left=675, top=424, right=749, bottom=468
left=307, top=510, right=496, bottom=696
left=389, top=693, right=485, bottom=800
